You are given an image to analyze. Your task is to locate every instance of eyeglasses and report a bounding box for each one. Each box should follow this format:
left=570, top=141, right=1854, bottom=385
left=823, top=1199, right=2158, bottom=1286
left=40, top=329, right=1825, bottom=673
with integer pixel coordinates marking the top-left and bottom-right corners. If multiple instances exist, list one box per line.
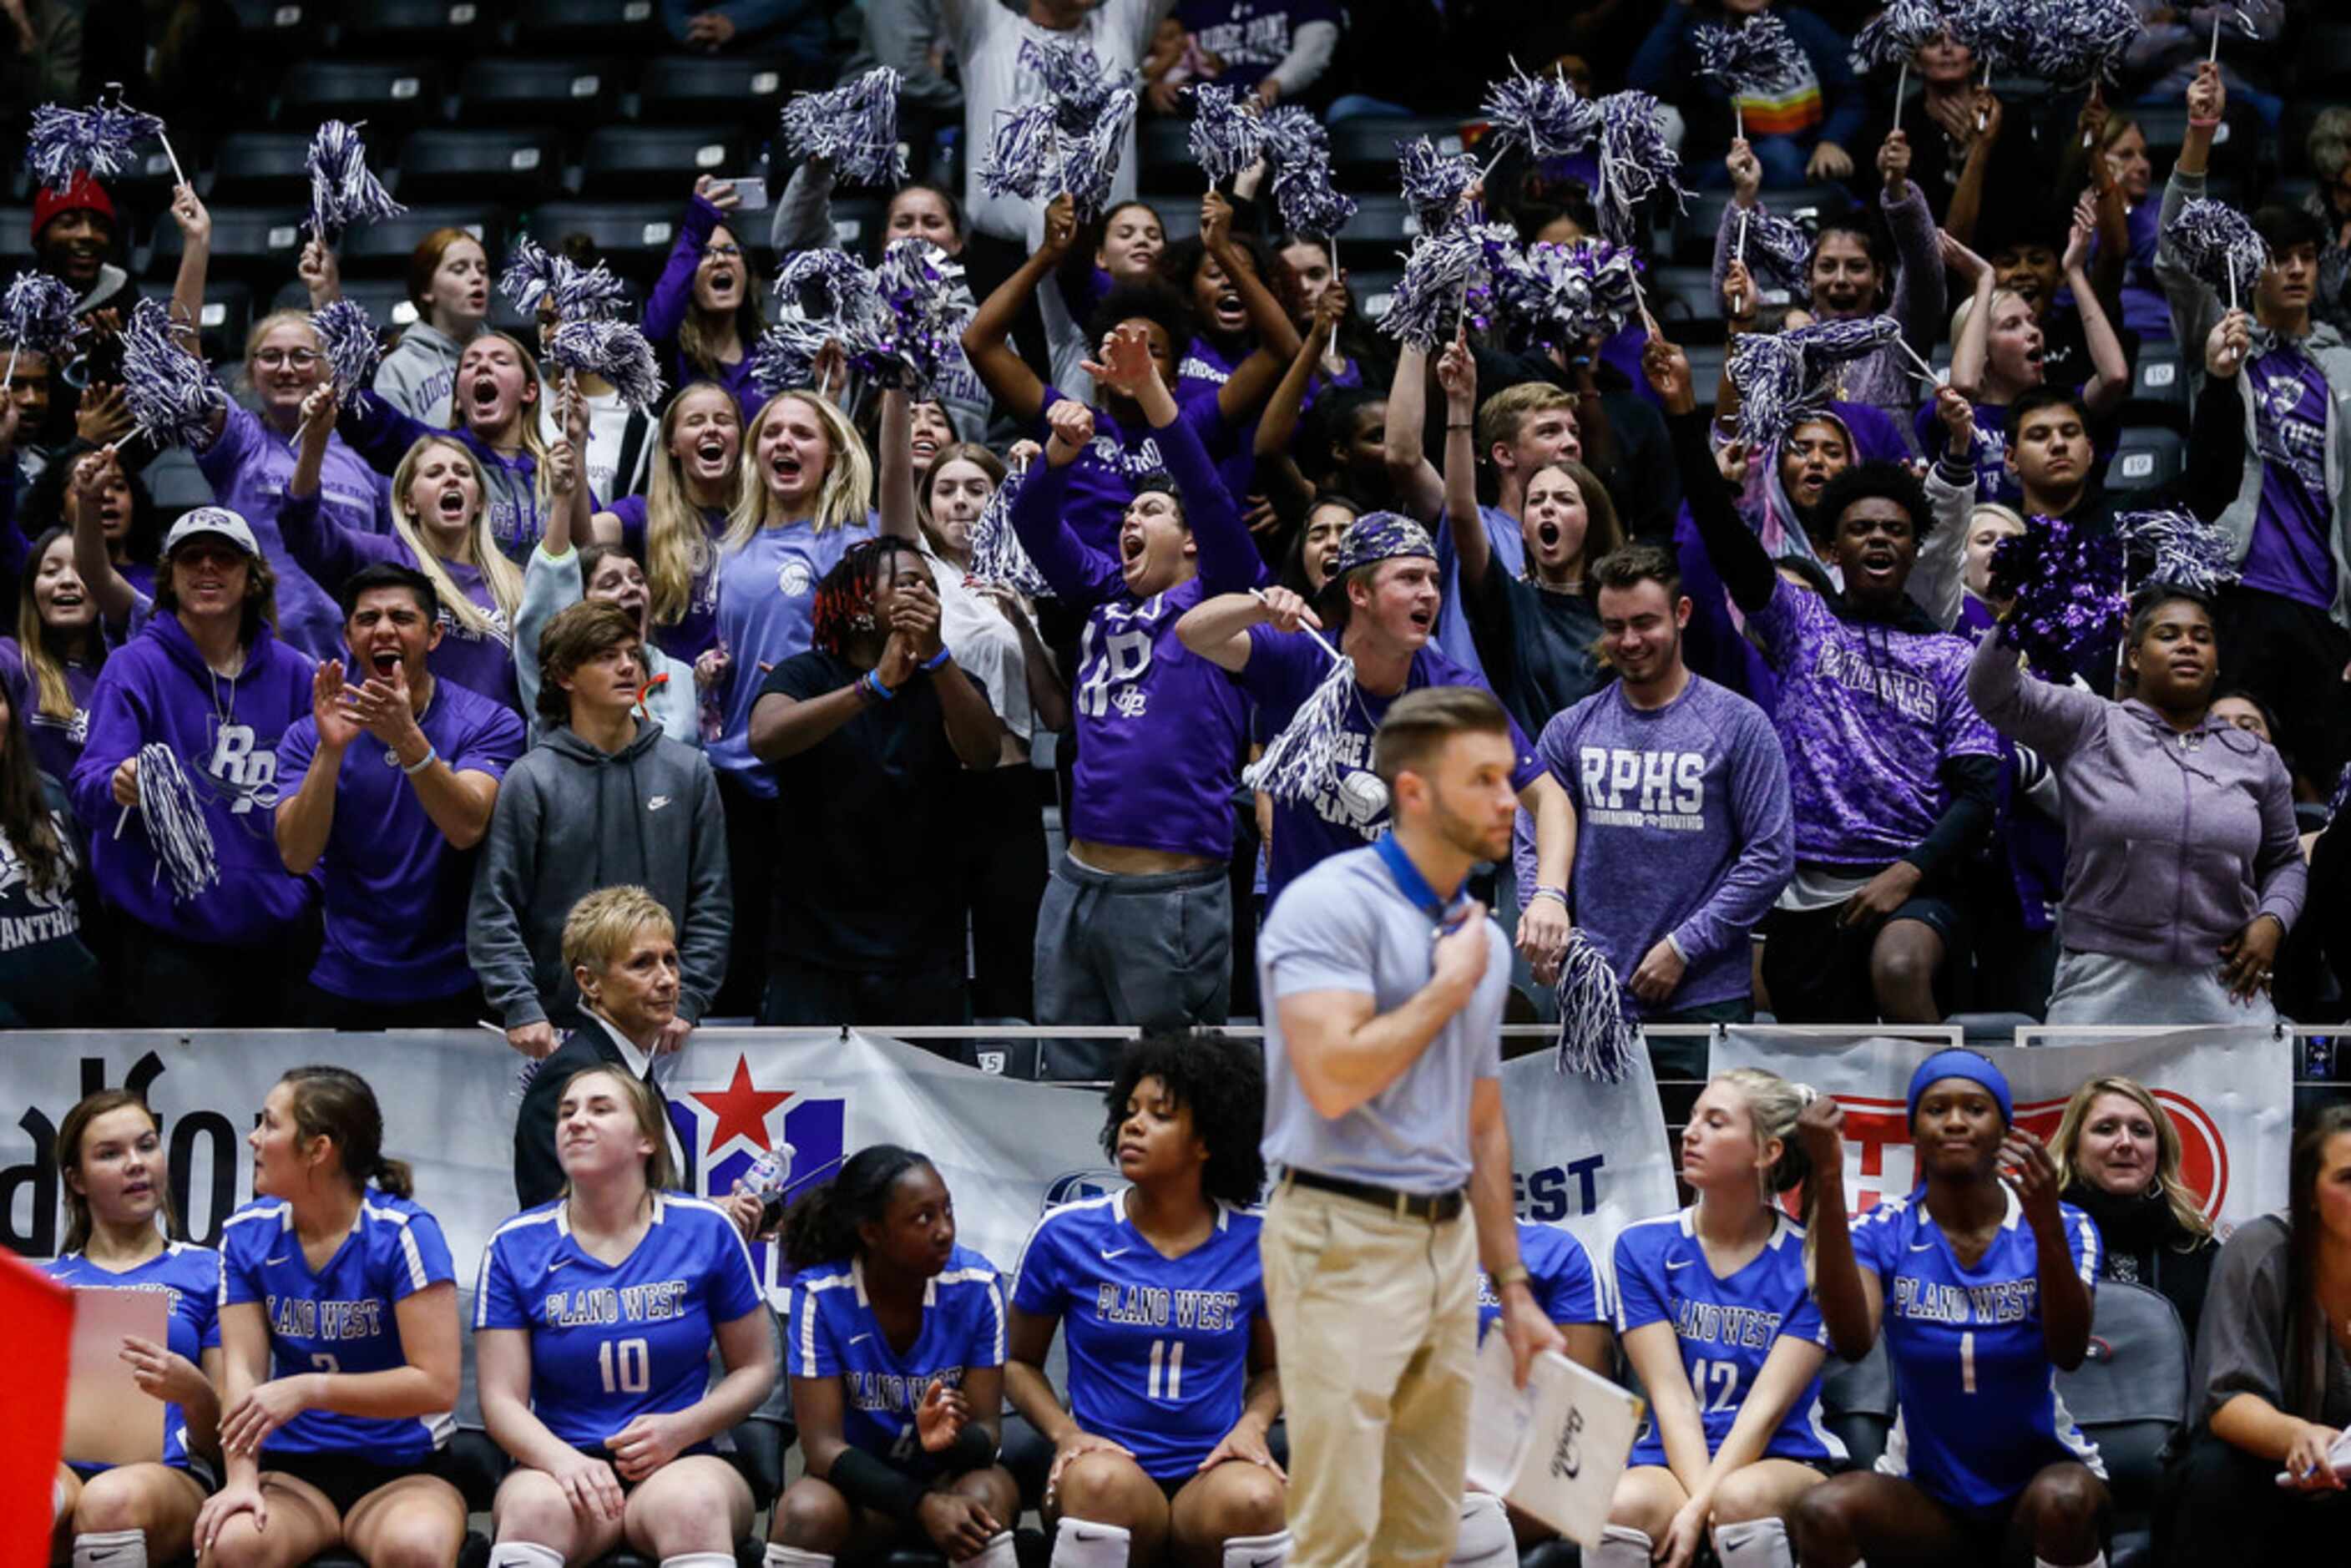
left=253, top=348, right=321, bottom=369
left=701, top=244, right=744, bottom=260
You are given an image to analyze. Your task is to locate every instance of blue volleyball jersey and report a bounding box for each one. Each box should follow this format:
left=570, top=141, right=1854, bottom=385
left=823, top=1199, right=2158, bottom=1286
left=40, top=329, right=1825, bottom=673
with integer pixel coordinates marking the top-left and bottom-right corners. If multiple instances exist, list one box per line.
left=1011, top=1193, right=1266, bottom=1479
left=48, top=1242, right=222, bottom=1479
left=476, top=1193, right=765, bottom=1450
left=1851, top=1190, right=2105, bottom=1508
left=1614, top=1208, right=1843, bottom=1468
left=1478, top=1221, right=1609, bottom=1339
left=217, top=1191, right=457, bottom=1463
left=789, top=1243, right=1006, bottom=1470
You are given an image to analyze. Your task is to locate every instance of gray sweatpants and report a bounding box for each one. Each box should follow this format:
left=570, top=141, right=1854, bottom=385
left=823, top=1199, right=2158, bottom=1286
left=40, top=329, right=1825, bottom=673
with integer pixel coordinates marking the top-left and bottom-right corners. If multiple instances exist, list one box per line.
left=1032, top=853, right=1231, bottom=1030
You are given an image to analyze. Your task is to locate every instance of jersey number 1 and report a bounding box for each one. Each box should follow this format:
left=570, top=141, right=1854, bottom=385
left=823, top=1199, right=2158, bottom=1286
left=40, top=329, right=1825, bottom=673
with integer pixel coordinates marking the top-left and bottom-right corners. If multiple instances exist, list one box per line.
left=600, top=1337, right=651, bottom=1394
left=1147, top=1338, right=1185, bottom=1401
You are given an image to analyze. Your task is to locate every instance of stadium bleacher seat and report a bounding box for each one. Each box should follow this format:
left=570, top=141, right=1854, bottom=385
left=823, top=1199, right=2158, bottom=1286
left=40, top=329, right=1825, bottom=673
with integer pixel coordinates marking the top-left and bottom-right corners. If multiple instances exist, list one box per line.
left=277, top=59, right=448, bottom=131
left=457, top=58, right=628, bottom=129
left=396, top=128, right=566, bottom=204
left=1673, top=186, right=1842, bottom=269
left=527, top=202, right=687, bottom=276
left=277, top=275, right=422, bottom=334
left=2123, top=339, right=2190, bottom=435
left=1818, top=1339, right=1894, bottom=1470
left=145, top=450, right=217, bottom=517
left=515, top=0, right=666, bottom=50
left=1137, top=116, right=1195, bottom=194
left=579, top=125, right=747, bottom=200
left=2107, top=427, right=2187, bottom=493
left=337, top=206, right=506, bottom=276
left=1353, top=268, right=1403, bottom=322
left=0, top=208, right=33, bottom=268
left=825, top=197, right=889, bottom=258
left=208, top=133, right=323, bottom=205
left=2054, top=1281, right=2189, bottom=1568
left=334, top=0, right=495, bottom=57
left=147, top=205, right=310, bottom=285
left=195, top=280, right=255, bottom=361
left=1159, top=202, right=1203, bottom=245
left=225, top=0, right=327, bottom=58
left=1327, top=116, right=1471, bottom=183
left=1333, top=194, right=1415, bottom=271
left=638, top=57, right=799, bottom=122
left=2304, top=24, right=2351, bottom=93
left=1651, top=265, right=1728, bottom=344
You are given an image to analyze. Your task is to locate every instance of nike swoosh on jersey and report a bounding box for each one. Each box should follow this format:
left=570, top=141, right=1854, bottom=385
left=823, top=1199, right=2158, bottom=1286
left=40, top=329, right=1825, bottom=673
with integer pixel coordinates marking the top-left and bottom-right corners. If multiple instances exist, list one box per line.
left=1909, top=1240, right=1939, bottom=1251
left=1100, top=1247, right=1131, bottom=1260
left=265, top=1254, right=289, bottom=1265
left=547, top=1257, right=572, bottom=1272
left=1665, top=1257, right=1694, bottom=1269
left=850, top=1333, right=874, bottom=1346
left=647, top=794, right=672, bottom=811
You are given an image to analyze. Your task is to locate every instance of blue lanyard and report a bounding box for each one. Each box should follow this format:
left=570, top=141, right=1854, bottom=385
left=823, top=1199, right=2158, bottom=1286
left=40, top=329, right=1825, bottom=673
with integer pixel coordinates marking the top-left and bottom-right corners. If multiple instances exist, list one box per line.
left=1373, top=833, right=1469, bottom=931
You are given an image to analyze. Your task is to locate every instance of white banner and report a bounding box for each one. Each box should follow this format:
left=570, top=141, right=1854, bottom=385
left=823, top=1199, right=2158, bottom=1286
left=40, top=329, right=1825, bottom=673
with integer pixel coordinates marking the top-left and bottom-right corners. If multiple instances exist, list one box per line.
left=1708, top=1027, right=2292, bottom=1238
left=2, top=1030, right=1681, bottom=1305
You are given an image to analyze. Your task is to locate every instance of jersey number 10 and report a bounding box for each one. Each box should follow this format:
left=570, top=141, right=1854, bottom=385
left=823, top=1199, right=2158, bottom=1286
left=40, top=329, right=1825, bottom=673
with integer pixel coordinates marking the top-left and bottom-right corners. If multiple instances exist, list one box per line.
left=600, top=1337, right=652, bottom=1394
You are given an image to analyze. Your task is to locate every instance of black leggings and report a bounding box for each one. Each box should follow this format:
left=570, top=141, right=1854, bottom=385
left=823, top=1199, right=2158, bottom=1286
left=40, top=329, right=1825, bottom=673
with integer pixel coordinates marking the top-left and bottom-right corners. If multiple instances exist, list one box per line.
left=713, top=769, right=778, bottom=1019
left=2158, top=1429, right=2351, bottom=1560
left=957, top=764, right=1047, bottom=1022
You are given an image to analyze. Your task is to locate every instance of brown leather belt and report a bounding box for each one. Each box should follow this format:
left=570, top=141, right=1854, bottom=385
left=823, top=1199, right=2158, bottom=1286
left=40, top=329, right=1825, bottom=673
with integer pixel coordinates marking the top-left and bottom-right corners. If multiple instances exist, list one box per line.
left=1284, top=1166, right=1467, bottom=1222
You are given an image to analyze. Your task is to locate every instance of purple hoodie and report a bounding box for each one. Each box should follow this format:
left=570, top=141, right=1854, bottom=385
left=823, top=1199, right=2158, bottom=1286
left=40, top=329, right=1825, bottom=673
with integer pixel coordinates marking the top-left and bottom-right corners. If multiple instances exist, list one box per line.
left=646, top=195, right=762, bottom=423
left=0, top=639, right=99, bottom=784
left=195, top=403, right=392, bottom=661
left=69, top=614, right=317, bottom=946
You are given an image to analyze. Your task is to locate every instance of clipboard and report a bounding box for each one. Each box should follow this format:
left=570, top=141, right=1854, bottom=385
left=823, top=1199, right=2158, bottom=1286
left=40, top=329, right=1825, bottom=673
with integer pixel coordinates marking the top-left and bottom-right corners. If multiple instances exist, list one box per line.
left=63, top=1287, right=169, bottom=1469
left=1465, top=1332, right=1645, bottom=1548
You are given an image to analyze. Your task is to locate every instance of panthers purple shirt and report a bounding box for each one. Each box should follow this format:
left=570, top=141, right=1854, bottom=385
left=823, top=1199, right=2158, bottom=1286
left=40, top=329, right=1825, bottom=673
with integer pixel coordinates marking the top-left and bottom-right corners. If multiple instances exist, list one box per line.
left=1029, top=382, right=1241, bottom=556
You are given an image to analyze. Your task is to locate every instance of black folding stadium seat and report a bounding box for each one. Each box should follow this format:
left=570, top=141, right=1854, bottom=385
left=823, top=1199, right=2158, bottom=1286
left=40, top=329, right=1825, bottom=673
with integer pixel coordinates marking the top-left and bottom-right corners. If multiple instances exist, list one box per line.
left=2107, top=427, right=2186, bottom=494
left=337, top=206, right=506, bottom=277
left=456, top=58, right=627, bottom=129
left=1327, top=115, right=1472, bottom=184
left=144, top=450, right=217, bottom=516
left=527, top=202, right=689, bottom=277
left=2303, top=24, right=2351, bottom=94
left=2121, top=338, right=2190, bottom=436
left=146, top=206, right=309, bottom=286
left=397, top=127, right=565, bottom=204
left=1334, top=193, right=1413, bottom=261
left=824, top=196, right=889, bottom=257
left=578, top=125, right=746, bottom=200
left=0, top=209, right=34, bottom=268
left=514, top=0, right=667, bottom=52
left=1651, top=264, right=1728, bottom=346
left=208, top=133, right=319, bottom=204
left=637, top=56, right=799, bottom=121
left=2053, top=1281, right=2189, bottom=1567
left=276, top=59, right=447, bottom=132
left=1136, top=116, right=1195, bottom=195
left=194, top=281, right=255, bottom=362
left=274, top=276, right=422, bottom=335
left=225, top=0, right=327, bottom=59
left=335, top=0, right=495, bottom=56
left=1353, top=268, right=1403, bottom=323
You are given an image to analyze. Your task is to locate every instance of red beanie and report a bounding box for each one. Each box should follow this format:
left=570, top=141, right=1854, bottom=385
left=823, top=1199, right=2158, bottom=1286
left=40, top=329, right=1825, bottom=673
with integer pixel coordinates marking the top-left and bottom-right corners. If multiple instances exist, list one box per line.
left=33, top=172, right=115, bottom=238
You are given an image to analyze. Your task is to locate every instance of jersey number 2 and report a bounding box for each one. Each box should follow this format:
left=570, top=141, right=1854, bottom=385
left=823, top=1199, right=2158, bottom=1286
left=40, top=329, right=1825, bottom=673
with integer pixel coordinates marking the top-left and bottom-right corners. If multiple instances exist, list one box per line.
left=1147, top=1338, right=1185, bottom=1401
left=600, top=1337, right=651, bottom=1394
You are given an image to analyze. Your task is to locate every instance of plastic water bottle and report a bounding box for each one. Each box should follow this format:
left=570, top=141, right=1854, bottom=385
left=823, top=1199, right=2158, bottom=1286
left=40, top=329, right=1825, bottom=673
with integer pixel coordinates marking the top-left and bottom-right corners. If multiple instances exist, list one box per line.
left=738, top=1141, right=797, bottom=1232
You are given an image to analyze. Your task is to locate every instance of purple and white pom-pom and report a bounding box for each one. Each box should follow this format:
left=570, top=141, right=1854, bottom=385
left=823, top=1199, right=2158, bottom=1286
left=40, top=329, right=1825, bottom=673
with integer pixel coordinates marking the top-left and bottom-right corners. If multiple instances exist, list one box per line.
left=1595, top=90, right=1684, bottom=245
left=546, top=319, right=666, bottom=413
left=1378, top=225, right=1492, bottom=352
left=1485, top=240, right=1597, bottom=348
left=306, top=119, right=405, bottom=241
left=1, top=271, right=85, bottom=359
left=1989, top=513, right=2128, bottom=681
left=120, top=298, right=225, bottom=451
left=874, top=237, right=975, bottom=392
left=1067, top=89, right=1139, bottom=219
left=755, top=249, right=894, bottom=395
left=1788, top=312, right=1902, bottom=369
left=1950, top=0, right=2030, bottom=74
left=134, top=742, right=220, bottom=904
left=1186, top=83, right=1266, bottom=188
left=1022, top=35, right=1132, bottom=128
left=1555, top=928, right=1638, bottom=1082
left=1745, top=208, right=1814, bottom=299
left=1728, top=332, right=1810, bottom=452
left=1848, top=0, right=1947, bottom=73
left=1694, top=13, right=1807, bottom=95
left=1244, top=650, right=1360, bottom=807
left=1274, top=159, right=1357, bottom=240
left=967, top=455, right=1054, bottom=599
left=1480, top=60, right=1603, bottom=164
left=2027, top=0, right=2143, bottom=88
left=781, top=67, right=908, bottom=188
left=26, top=101, right=164, bottom=185
left=1398, top=135, right=1479, bottom=235
left=498, top=235, right=629, bottom=321
left=1575, top=240, right=1646, bottom=333
left=977, top=102, right=1062, bottom=202
left=309, top=299, right=381, bottom=395
left=2166, top=198, right=2269, bottom=307
left=1256, top=105, right=1332, bottom=172
left=2117, top=507, right=2241, bottom=594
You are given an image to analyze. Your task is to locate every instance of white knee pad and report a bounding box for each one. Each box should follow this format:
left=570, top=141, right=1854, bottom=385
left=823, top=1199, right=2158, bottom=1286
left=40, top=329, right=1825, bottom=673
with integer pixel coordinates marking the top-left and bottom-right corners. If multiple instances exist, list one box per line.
left=660, top=1557, right=737, bottom=1568
left=489, top=1545, right=567, bottom=1568
left=1592, top=1524, right=1655, bottom=1568
left=1053, top=1517, right=1133, bottom=1568
left=764, top=1548, right=836, bottom=1568
left=1714, top=1516, right=1795, bottom=1568
left=1221, top=1528, right=1293, bottom=1568
left=1445, top=1494, right=1514, bottom=1568
left=962, top=1530, right=1019, bottom=1568
left=73, top=1530, right=147, bottom=1568
left=2035, top=1556, right=2106, bottom=1568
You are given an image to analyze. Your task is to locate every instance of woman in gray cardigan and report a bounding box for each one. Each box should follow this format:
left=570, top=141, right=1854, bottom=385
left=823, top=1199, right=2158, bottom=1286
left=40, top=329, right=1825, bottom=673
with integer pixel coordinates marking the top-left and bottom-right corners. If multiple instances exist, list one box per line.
left=1968, top=585, right=2306, bottom=1024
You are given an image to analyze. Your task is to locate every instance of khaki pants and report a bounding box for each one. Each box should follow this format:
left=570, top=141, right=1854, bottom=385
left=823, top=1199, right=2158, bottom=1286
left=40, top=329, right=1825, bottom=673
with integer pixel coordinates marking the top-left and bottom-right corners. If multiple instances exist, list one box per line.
left=1261, top=1178, right=1479, bottom=1568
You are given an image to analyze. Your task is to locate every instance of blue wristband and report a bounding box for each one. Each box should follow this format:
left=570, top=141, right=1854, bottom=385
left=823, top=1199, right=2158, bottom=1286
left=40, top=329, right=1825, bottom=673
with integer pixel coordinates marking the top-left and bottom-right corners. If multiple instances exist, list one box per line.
left=862, top=670, right=896, bottom=701
left=920, top=646, right=952, bottom=671
left=401, top=744, right=437, bottom=776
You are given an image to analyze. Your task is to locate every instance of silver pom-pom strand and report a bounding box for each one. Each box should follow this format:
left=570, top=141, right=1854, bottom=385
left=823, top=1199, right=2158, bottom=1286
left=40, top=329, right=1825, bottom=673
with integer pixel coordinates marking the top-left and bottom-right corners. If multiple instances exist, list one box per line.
left=2165, top=197, right=2268, bottom=313
left=1554, top=929, right=1638, bottom=1082
left=965, top=452, right=1054, bottom=599
left=1186, top=82, right=1267, bottom=190
left=1694, top=13, right=1807, bottom=96
left=1398, top=135, right=1479, bottom=236
left=755, top=248, right=896, bottom=397
left=2116, top=507, right=2242, bottom=595
left=546, top=318, right=666, bottom=413
left=1, top=271, right=86, bottom=387
left=1594, top=90, right=1685, bottom=247
left=26, top=99, right=166, bottom=185
left=120, top=297, right=225, bottom=450
left=1274, top=159, right=1357, bottom=241
left=1378, top=224, right=1494, bottom=352
left=1021, top=35, right=1134, bottom=129
left=781, top=67, right=908, bottom=188
left=498, top=235, right=629, bottom=322
left=873, top=236, right=976, bottom=394
left=126, top=741, right=220, bottom=905
left=306, top=119, right=406, bottom=243
left=309, top=298, right=381, bottom=396
left=1242, top=645, right=1361, bottom=807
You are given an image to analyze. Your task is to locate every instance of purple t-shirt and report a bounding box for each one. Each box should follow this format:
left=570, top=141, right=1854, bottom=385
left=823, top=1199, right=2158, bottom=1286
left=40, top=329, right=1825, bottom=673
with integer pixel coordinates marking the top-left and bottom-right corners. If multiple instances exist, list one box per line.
left=1533, top=675, right=1792, bottom=1013
left=0, top=639, right=97, bottom=784
left=1747, top=580, right=2000, bottom=870
left=706, top=515, right=877, bottom=792
left=611, top=493, right=729, bottom=663
left=276, top=676, right=525, bottom=1000
left=195, top=404, right=392, bottom=662
left=1030, top=382, right=1240, bottom=556
left=1239, top=632, right=1542, bottom=908
left=1175, top=0, right=1342, bottom=89
left=2240, top=346, right=2338, bottom=609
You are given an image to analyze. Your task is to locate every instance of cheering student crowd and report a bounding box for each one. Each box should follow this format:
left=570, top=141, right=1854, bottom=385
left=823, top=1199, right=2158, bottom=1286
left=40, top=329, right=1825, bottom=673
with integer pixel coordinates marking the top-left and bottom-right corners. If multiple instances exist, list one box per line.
left=0, top=0, right=2348, bottom=1042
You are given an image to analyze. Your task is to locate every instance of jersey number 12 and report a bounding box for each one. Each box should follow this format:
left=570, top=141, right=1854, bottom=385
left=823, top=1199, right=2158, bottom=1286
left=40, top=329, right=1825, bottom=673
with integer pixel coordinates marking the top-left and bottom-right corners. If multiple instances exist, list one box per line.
left=600, top=1337, right=651, bottom=1394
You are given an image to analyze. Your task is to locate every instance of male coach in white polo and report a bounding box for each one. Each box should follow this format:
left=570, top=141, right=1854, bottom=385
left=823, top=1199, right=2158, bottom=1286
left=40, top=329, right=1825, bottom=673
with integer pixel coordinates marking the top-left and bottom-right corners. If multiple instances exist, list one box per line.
left=1256, top=685, right=1565, bottom=1567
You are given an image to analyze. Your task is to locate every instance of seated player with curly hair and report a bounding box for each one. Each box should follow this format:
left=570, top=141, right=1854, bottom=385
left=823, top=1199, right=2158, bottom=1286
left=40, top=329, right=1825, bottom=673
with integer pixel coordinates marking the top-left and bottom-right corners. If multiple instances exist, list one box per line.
left=1006, top=1034, right=1292, bottom=1568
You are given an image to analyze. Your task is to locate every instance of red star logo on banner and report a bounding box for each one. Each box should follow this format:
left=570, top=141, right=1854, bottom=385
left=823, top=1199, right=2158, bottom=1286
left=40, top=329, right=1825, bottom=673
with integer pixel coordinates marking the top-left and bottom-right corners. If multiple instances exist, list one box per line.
left=690, top=1056, right=791, bottom=1153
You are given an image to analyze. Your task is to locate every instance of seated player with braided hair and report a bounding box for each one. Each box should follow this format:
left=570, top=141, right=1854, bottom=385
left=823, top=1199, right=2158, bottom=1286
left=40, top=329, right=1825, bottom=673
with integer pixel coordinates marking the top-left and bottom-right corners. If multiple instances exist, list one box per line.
left=1006, top=1033, right=1290, bottom=1568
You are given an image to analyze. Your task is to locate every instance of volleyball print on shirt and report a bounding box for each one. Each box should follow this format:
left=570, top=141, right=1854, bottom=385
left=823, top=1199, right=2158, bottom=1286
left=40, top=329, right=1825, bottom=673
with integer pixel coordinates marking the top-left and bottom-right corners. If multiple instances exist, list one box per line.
left=789, top=1242, right=1006, bottom=1473
left=475, top=1193, right=765, bottom=1450
left=1477, top=1220, right=1609, bottom=1340
left=1011, top=1193, right=1267, bottom=1479
left=1850, top=1190, right=2104, bottom=1509
left=48, top=1242, right=222, bottom=1481
left=1613, top=1208, right=1845, bottom=1467
left=217, top=1191, right=458, bottom=1463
